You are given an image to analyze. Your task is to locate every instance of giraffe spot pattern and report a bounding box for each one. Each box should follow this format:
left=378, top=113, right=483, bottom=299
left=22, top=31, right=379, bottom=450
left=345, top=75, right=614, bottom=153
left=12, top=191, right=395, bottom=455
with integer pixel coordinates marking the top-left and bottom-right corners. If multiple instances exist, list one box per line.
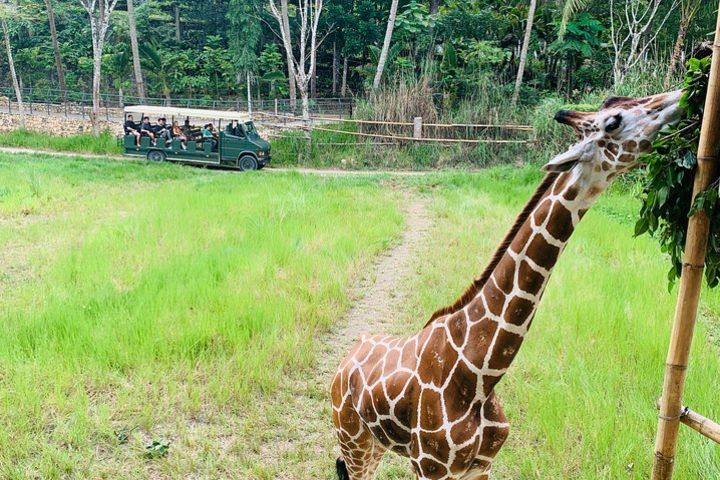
left=331, top=93, right=681, bottom=477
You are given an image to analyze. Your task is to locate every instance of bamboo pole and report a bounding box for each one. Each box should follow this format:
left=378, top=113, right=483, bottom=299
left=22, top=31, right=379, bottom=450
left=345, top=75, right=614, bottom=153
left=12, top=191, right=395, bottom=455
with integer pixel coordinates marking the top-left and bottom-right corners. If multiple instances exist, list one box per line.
left=655, top=401, right=720, bottom=444
left=678, top=407, right=720, bottom=444
left=652, top=5, right=720, bottom=478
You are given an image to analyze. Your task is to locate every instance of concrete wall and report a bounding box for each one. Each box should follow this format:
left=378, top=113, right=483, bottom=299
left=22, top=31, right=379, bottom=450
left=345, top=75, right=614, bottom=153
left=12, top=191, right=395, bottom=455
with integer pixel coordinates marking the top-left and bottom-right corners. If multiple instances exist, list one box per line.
left=0, top=113, right=123, bottom=137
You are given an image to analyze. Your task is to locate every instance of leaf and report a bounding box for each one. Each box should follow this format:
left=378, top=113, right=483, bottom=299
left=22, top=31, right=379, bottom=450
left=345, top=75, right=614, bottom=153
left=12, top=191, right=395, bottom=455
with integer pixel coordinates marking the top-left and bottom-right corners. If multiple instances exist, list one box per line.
left=634, top=217, right=649, bottom=237
left=557, top=0, right=589, bottom=40
left=144, top=439, right=170, bottom=459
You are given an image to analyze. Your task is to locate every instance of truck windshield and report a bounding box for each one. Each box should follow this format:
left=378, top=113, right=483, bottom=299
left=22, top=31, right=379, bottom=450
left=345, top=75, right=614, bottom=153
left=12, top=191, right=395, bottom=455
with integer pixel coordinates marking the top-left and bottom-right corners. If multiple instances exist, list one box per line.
left=244, top=122, right=257, bottom=136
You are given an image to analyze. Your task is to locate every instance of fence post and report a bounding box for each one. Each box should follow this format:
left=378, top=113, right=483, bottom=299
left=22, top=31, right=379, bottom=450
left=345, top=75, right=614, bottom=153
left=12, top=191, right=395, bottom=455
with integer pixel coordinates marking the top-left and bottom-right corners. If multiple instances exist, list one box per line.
left=413, top=117, right=423, bottom=139
left=275, top=98, right=278, bottom=116
left=652, top=10, right=720, bottom=479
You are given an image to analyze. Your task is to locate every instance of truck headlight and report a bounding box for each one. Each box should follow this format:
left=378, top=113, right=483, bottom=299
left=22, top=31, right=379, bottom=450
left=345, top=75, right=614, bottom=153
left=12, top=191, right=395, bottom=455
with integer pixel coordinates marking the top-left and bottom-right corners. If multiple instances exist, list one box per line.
left=257, top=150, right=265, bottom=157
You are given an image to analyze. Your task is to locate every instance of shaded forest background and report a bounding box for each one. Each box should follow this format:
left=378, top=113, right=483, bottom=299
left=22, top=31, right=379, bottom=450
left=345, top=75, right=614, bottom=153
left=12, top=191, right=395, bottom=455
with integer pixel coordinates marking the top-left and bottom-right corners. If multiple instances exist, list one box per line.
left=1, top=0, right=717, bottom=111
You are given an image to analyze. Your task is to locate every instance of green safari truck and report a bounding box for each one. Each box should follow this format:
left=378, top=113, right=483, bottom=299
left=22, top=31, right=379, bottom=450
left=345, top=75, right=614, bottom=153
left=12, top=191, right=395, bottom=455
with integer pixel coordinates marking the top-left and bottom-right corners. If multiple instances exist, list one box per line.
left=122, top=106, right=271, bottom=170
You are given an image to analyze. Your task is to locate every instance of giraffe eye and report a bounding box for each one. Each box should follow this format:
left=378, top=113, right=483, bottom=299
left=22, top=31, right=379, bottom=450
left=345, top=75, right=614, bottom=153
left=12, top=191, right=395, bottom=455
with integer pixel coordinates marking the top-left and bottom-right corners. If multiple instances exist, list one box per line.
left=606, top=114, right=622, bottom=132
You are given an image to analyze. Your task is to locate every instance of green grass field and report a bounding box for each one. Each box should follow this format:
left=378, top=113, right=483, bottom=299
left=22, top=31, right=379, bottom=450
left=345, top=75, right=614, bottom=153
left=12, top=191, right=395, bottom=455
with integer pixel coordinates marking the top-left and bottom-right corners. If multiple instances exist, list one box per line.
left=1, top=153, right=718, bottom=478
left=0, top=130, right=122, bottom=156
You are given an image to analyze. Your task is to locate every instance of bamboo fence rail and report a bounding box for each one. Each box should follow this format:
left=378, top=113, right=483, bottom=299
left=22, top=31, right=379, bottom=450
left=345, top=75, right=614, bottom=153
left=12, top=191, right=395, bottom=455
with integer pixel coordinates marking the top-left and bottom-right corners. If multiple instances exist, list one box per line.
left=299, top=125, right=533, bottom=144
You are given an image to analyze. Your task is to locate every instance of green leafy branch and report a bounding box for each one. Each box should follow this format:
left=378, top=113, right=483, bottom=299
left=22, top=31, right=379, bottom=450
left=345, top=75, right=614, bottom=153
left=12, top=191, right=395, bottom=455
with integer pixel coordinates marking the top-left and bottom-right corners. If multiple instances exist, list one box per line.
left=634, top=56, right=720, bottom=288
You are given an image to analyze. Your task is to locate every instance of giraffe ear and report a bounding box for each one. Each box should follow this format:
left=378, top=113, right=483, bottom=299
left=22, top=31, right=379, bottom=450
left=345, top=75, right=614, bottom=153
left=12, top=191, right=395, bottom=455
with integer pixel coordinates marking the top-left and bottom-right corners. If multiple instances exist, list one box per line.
left=542, top=139, right=595, bottom=172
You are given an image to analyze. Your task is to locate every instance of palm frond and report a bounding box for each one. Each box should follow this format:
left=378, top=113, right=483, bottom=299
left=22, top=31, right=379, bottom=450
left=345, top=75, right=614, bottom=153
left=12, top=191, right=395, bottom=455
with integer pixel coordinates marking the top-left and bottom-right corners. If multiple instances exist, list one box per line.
left=558, top=0, right=589, bottom=41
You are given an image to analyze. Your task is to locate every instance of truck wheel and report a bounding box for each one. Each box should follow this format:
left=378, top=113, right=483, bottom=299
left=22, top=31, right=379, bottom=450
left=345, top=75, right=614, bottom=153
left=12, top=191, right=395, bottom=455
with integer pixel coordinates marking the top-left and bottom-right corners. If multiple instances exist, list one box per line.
left=238, top=155, right=258, bottom=171
left=147, top=150, right=166, bottom=162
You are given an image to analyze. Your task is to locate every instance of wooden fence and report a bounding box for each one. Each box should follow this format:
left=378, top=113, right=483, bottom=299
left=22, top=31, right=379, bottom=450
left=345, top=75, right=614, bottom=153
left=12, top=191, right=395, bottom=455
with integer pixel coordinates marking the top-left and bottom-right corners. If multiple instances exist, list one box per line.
left=257, top=112, right=535, bottom=147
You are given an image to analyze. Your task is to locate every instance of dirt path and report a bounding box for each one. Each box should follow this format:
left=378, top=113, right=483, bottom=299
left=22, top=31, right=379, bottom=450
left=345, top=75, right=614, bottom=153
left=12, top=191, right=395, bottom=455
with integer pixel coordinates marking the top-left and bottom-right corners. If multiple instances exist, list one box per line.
left=242, top=192, right=431, bottom=479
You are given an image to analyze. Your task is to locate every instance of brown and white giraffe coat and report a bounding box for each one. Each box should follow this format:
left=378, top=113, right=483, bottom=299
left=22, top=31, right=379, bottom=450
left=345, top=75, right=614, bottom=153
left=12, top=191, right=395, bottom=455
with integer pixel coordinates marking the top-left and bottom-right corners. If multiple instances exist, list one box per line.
left=332, top=90, right=684, bottom=480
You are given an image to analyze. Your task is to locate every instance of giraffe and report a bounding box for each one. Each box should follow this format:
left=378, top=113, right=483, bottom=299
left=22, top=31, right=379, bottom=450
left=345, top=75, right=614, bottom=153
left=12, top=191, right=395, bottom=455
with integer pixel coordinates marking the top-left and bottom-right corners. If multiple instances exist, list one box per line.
left=330, top=90, right=684, bottom=480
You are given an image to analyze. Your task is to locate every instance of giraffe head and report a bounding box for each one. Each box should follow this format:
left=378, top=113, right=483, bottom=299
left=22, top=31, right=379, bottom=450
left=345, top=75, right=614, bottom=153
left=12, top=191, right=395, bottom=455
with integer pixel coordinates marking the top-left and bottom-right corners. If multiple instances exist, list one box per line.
left=544, top=91, right=684, bottom=183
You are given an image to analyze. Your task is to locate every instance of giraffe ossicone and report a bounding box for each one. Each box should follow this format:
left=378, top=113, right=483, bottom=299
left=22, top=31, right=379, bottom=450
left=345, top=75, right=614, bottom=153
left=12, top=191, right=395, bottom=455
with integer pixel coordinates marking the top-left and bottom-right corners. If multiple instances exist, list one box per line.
left=331, top=90, right=684, bottom=480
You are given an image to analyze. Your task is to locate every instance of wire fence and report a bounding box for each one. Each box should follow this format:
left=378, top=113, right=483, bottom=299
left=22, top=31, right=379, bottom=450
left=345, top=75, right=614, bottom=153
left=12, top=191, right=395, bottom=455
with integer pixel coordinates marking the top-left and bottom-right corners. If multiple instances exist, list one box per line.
left=0, top=86, right=355, bottom=120
left=257, top=112, right=536, bottom=146
left=0, top=85, right=534, bottom=147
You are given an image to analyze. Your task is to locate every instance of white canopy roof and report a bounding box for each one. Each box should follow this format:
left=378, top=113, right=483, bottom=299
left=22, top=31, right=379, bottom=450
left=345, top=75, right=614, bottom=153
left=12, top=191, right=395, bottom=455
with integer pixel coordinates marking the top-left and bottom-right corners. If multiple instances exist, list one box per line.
left=124, top=105, right=251, bottom=122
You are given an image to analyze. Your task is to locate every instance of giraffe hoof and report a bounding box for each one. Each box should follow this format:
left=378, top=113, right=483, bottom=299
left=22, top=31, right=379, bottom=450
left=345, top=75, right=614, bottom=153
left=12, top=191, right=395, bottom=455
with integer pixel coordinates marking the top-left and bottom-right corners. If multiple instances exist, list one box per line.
left=336, top=457, right=350, bottom=480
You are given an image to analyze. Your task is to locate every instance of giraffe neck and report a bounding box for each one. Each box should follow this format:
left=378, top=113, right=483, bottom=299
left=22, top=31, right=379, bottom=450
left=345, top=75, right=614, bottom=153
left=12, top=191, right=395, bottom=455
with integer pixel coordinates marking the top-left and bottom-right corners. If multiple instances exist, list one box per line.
left=460, top=169, right=604, bottom=387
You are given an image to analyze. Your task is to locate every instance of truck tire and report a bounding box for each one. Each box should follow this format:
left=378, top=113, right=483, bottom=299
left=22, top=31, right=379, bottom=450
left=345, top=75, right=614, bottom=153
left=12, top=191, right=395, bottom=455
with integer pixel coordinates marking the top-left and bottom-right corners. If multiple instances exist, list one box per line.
left=238, top=155, right=258, bottom=171
left=147, top=150, right=166, bottom=162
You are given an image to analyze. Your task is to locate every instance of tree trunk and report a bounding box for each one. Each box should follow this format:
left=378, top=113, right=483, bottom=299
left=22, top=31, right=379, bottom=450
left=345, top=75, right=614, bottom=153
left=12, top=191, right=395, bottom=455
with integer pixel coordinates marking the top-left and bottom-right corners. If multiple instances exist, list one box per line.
left=373, top=0, right=400, bottom=90
left=341, top=55, right=348, bottom=97
left=247, top=72, right=253, bottom=118
left=2, top=19, right=24, bottom=129
left=332, top=40, right=338, bottom=95
left=174, top=2, right=181, bottom=41
left=44, top=0, right=66, bottom=96
left=279, top=0, right=297, bottom=110
left=665, top=23, right=688, bottom=89
left=511, top=0, right=537, bottom=107
left=127, top=0, right=145, bottom=101
left=91, top=40, right=103, bottom=135
left=300, top=87, right=310, bottom=139
left=311, top=67, right=316, bottom=98
left=429, top=0, right=439, bottom=14
left=84, top=0, right=117, bottom=136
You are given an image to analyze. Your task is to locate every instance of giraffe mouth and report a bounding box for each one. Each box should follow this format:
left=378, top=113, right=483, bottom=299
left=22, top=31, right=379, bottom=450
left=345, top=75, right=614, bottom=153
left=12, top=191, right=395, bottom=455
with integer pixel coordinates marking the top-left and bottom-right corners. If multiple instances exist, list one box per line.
left=552, top=159, right=579, bottom=172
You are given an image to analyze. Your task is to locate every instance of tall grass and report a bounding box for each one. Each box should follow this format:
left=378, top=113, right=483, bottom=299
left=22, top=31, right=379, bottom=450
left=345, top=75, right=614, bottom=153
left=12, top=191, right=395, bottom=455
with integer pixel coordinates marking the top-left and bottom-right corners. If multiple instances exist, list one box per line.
left=0, top=153, right=403, bottom=477
left=0, top=129, right=122, bottom=155
left=355, top=76, right=439, bottom=124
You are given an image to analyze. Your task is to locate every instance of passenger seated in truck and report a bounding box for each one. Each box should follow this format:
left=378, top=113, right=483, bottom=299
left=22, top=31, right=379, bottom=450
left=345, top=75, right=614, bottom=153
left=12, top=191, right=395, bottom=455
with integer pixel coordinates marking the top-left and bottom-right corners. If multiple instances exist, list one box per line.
left=171, top=121, right=187, bottom=149
left=140, top=117, right=156, bottom=144
left=226, top=120, right=245, bottom=137
left=124, top=115, right=141, bottom=145
left=202, top=123, right=218, bottom=152
left=153, top=117, right=172, bottom=145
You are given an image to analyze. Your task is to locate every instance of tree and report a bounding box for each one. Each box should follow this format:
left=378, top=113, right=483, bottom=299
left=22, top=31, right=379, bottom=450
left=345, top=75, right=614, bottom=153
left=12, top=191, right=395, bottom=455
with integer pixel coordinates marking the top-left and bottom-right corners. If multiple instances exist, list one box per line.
left=228, top=0, right=261, bottom=85
left=557, top=0, right=588, bottom=40
left=43, top=0, right=66, bottom=95
left=273, top=0, right=297, bottom=110
left=79, top=0, right=120, bottom=135
left=609, top=0, right=678, bottom=87
left=373, top=0, right=399, bottom=90
left=0, top=0, right=24, bottom=128
left=138, top=42, right=176, bottom=103
left=126, top=0, right=145, bottom=100
left=665, top=0, right=700, bottom=88
left=270, top=0, right=325, bottom=124
left=511, top=0, right=537, bottom=106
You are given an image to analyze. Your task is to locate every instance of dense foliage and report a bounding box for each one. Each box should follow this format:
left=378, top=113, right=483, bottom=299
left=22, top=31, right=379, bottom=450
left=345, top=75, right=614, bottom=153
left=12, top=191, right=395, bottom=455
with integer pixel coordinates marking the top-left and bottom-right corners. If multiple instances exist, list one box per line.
left=635, top=55, right=720, bottom=288
left=0, top=0, right=717, bottom=105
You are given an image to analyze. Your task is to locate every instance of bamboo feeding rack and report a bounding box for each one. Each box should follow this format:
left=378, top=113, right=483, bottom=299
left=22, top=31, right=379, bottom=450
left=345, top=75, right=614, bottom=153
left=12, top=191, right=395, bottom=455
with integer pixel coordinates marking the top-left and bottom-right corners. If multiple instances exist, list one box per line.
left=651, top=3, right=720, bottom=478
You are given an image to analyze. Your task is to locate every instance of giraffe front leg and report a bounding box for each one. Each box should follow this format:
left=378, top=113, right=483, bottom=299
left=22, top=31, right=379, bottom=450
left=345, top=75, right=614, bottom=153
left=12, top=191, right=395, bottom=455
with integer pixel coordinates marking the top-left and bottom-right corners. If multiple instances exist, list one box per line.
left=335, top=425, right=386, bottom=480
left=462, top=393, right=509, bottom=480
